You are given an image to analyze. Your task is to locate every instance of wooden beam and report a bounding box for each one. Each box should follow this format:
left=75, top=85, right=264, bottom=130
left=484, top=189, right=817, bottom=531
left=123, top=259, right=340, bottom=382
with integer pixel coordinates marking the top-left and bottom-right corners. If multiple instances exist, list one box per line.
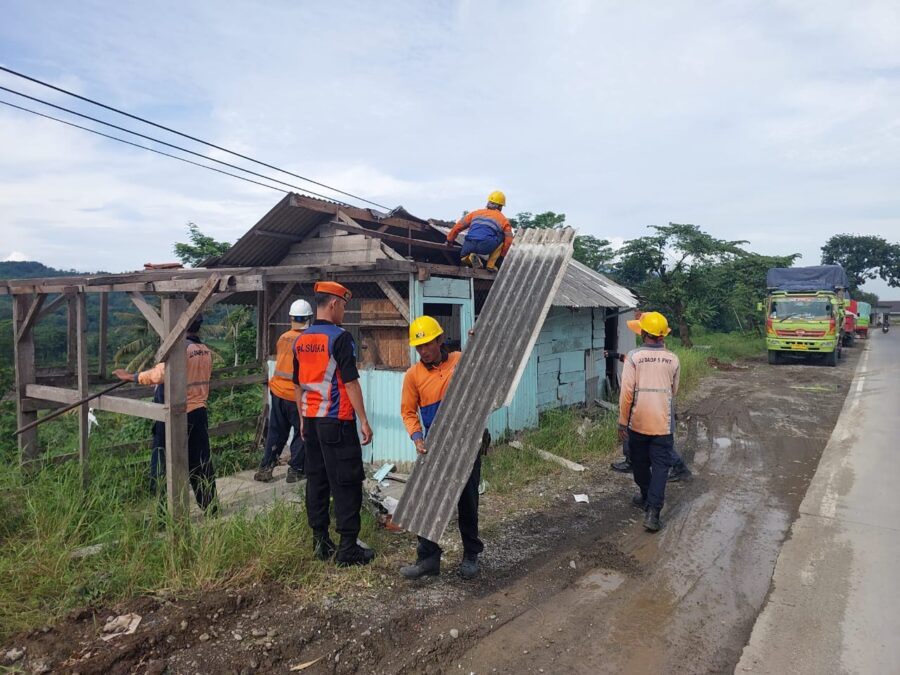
left=95, top=417, right=259, bottom=456
left=24, top=384, right=166, bottom=421
left=76, top=292, right=90, bottom=486
left=154, top=275, right=220, bottom=363
left=376, top=279, right=410, bottom=322
left=13, top=295, right=40, bottom=465
left=255, top=290, right=264, bottom=361
left=332, top=212, right=451, bottom=252
left=267, top=282, right=297, bottom=322
left=15, top=294, right=45, bottom=344
left=162, top=297, right=190, bottom=521
left=97, top=292, right=109, bottom=378
left=66, top=295, right=77, bottom=372
left=128, top=291, right=165, bottom=337
left=36, top=293, right=69, bottom=321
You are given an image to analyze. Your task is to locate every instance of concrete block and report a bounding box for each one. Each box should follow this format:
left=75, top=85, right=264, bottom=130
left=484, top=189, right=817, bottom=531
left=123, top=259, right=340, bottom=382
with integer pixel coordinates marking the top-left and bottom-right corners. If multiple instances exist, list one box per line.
left=558, top=381, right=586, bottom=406
left=533, top=341, right=556, bottom=357
left=538, top=371, right=560, bottom=392
left=557, top=350, right=586, bottom=373
left=559, top=370, right=584, bottom=385
left=538, top=357, right=561, bottom=374
left=551, top=335, right=592, bottom=352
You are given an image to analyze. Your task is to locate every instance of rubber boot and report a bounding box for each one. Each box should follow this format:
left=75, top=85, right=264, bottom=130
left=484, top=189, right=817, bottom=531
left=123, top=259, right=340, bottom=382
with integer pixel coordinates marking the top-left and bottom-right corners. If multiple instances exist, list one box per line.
left=313, top=532, right=337, bottom=561
left=643, top=507, right=662, bottom=532
left=461, top=253, right=475, bottom=267
left=335, top=537, right=376, bottom=567
left=485, top=245, right=503, bottom=271
left=253, top=466, right=274, bottom=482
left=459, top=554, right=480, bottom=579
left=399, top=555, right=441, bottom=579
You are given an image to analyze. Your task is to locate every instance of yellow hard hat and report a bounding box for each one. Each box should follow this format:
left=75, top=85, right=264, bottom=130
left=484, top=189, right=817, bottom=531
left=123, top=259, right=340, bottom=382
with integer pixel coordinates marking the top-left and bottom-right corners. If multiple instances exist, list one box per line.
left=409, top=315, right=444, bottom=347
left=627, top=311, right=671, bottom=337
left=487, top=190, right=506, bottom=207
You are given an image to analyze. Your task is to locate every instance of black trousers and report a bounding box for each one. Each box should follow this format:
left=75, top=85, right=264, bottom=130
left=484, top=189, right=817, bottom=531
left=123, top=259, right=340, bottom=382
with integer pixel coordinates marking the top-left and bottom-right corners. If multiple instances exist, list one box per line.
left=149, top=407, right=217, bottom=511
left=417, top=456, right=484, bottom=560
left=303, top=417, right=364, bottom=549
left=629, top=430, right=674, bottom=511
left=259, top=395, right=305, bottom=471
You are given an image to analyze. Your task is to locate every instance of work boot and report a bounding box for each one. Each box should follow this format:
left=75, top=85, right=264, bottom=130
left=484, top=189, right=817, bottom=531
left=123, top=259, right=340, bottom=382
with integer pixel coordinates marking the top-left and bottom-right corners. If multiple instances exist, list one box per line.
left=313, top=533, right=337, bottom=561
left=253, top=466, right=274, bottom=482
left=610, top=459, right=632, bottom=473
left=399, top=555, right=441, bottom=579
left=335, top=541, right=376, bottom=567
left=667, top=465, right=693, bottom=482
left=459, top=554, right=480, bottom=579
left=461, top=253, right=476, bottom=268
left=643, top=507, right=662, bottom=532
left=485, top=245, right=503, bottom=271
left=631, top=493, right=646, bottom=509
left=286, top=467, right=304, bottom=484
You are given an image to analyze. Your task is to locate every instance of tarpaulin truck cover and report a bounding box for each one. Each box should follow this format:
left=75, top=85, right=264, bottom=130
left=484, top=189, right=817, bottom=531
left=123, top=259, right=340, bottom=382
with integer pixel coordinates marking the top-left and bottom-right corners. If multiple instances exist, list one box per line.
left=766, top=265, right=849, bottom=292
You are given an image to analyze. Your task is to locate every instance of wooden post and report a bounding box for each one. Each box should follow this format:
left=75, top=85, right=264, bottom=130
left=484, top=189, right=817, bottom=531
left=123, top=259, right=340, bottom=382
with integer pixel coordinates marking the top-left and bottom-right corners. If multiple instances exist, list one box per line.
left=162, top=297, right=190, bottom=522
left=66, top=295, right=77, bottom=373
left=98, top=292, right=109, bottom=378
left=13, top=294, right=40, bottom=466
left=255, top=290, right=264, bottom=362
left=76, top=292, right=90, bottom=486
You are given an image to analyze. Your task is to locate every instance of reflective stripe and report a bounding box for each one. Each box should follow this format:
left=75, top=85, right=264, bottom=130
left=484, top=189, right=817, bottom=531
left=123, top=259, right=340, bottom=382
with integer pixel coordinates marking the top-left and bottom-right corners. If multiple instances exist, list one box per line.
left=300, top=355, right=338, bottom=417
left=634, top=387, right=671, bottom=393
left=273, top=370, right=293, bottom=380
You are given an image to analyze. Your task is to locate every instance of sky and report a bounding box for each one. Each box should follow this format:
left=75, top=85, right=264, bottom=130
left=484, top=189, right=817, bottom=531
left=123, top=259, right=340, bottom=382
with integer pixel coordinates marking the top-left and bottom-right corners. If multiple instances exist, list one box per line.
left=1, top=1, right=898, bottom=296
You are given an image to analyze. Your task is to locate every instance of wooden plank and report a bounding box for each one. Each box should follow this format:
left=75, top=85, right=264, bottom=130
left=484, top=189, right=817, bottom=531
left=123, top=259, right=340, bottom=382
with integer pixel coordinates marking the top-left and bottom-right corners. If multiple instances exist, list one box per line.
left=76, top=293, right=90, bottom=486
left=162, top=297, right=190, bottom=521
left=380, top=242, right=407, bottom=262
left=36, top=293, right=68, bottom=321
left=24, top=384, right=167, bottom=421
left=376, top=280, right=410, bottom=322
left=128, top=291, right=165, bottom=337
left=255, top=290, right=264, bottom=361
left=13, top=295, right=40, bottom=465
left=98, top=292, right=108, bottom=378
left=96, top=416, right=258, bottom=456
left=66, top=295, right=77, bottom=372
left=154, top=275, right=220, bottom=363
left=15, top=294, right=45, bottom=343
left=267, top=282, right=296, bottom=321
left=332, top=212, right=450, bottom=252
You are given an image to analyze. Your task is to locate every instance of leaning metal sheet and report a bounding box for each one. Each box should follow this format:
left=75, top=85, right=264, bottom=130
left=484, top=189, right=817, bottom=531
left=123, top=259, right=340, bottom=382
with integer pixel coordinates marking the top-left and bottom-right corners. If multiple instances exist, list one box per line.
left=393, top=228, right=575, bottom=543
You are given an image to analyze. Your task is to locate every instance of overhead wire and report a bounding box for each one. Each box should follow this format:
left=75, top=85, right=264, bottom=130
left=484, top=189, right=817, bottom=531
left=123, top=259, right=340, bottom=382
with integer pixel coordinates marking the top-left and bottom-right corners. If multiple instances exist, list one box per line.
left=0, top=98, right=288, bottom=194
left=0, top=84, right=346, bottom=204
left=0, top=65, right=391, bottom=210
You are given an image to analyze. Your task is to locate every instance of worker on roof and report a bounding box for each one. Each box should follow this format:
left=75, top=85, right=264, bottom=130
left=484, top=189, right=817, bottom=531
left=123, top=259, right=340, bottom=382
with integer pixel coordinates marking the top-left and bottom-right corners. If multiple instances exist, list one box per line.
left=254, top=299, right=313, bottom=484
left=113, top=314, right=217, bottom=514
left=294, top=281, right=376, bottom=567
left=398, top=315, right=488, bottom=580
left=618, top=311, right=681, bottom=532
left=446, top=190, right=513, bottom=271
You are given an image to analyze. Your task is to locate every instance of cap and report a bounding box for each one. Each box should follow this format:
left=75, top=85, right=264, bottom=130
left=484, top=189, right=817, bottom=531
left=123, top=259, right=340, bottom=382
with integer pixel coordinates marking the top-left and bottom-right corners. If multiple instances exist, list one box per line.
left=314, top=281, right=352, bottom=302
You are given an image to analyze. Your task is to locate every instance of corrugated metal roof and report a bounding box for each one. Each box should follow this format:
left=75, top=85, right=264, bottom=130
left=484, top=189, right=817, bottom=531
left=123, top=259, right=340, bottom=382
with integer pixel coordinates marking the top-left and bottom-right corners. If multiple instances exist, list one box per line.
left=555, top=259, right=637, bottom=308
left=393, top=228, right=575, bottom=543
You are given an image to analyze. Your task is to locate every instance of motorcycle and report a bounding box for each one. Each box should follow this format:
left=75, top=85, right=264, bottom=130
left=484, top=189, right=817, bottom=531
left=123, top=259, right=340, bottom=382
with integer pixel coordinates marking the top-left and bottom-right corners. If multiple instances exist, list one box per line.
left=883, top=323, right=890, bottom=334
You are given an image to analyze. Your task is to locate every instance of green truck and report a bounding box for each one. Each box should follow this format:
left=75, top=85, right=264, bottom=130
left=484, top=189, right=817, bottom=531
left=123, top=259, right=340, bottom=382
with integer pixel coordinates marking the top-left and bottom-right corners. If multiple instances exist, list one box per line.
left=856, top=301, right=872, bottom=338
left=765, top=265, right=848, bottom=366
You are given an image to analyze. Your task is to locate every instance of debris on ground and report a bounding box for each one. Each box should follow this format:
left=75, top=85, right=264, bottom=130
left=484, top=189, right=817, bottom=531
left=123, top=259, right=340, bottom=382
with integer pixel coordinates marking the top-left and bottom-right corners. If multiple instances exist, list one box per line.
left=99, top=613, right=141, bottom=641
left=573, top=494, right=590, bottom=503
left=511, top=440, right=586, bottom=472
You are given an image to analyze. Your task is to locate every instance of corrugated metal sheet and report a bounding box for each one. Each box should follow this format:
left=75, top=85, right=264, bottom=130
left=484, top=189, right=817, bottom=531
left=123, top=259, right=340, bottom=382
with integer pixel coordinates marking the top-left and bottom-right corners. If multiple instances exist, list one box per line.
left=554, top=260, right=638, bottom=308
left=393, top=228, right=575, bottom=542
left=358, top=368, right=413, bottom=463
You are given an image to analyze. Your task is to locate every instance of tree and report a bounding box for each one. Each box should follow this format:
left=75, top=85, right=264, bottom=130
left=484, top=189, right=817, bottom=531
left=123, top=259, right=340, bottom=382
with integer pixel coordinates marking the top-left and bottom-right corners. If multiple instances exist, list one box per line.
left=614, top=223, right=749, bottom=346
left=174, top=223, right=231, bottom=267
left=510, top=211, right=614, bottom=271
left=820, top=234, right=900, bottom=292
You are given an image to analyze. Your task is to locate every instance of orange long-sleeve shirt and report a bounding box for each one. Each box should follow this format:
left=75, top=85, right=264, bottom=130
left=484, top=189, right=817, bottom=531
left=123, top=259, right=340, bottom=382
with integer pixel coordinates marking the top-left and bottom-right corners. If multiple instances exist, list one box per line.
left=138, top=339, right=213, bottom=413
left=618, top=344, right=680, bottom=436
left=401, top=351, right=461, bottom=441
left=447, top=208, right=514, bottom=255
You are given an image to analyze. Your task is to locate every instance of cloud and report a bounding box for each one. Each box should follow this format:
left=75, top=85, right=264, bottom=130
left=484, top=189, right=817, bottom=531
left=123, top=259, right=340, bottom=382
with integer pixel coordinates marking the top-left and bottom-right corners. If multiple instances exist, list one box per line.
left=3, top=251, right=29, bottom=261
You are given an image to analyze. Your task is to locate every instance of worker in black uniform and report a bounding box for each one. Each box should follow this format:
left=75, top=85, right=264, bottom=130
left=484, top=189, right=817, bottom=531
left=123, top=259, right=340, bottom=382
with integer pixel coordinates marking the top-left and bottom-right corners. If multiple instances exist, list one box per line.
left=293, top=281, right=375, bottom=567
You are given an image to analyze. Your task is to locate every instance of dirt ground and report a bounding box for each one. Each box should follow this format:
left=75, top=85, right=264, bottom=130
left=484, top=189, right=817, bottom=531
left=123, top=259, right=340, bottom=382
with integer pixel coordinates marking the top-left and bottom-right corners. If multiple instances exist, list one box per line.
left=2, top=348, right=859, bottom=675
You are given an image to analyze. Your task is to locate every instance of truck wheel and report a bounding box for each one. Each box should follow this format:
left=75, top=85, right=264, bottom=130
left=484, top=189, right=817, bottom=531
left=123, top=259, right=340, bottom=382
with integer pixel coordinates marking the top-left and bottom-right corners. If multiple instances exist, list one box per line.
left=826, top=348, right=838, bottom=367
left=768, top=350, right=781, bottom=365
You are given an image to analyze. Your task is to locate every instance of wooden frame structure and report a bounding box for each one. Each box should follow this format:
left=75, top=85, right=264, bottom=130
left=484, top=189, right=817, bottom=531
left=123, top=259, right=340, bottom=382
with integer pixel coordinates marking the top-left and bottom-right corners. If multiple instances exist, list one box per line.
left=3, top=204, right=492, bottom=520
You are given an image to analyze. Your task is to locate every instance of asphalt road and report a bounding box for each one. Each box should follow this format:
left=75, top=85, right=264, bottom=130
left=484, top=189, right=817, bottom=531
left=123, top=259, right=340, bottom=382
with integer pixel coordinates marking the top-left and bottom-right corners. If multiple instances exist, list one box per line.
left=737, top=331, right=900, bottom=674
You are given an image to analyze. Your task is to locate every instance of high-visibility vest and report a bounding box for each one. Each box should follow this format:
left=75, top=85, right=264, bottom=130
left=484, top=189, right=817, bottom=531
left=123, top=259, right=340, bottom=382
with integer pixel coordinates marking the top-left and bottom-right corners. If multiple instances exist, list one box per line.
left=294, top=323, right=355, bottom=421
left=269, top=328, right=302, bottom=401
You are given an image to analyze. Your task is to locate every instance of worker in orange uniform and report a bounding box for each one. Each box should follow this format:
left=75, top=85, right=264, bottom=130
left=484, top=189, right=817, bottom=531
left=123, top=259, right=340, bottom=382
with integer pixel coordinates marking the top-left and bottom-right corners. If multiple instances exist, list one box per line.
left=254, top=299, right=313, bottom=483
left=446, top=190, right=513, bottom=271
left=293, top=281, right=375, bottom=567
left=617, top=311, right=681, bottom=532
left=398, top=316, right=485, bottom=580
left=113, top=315, right=217, bottom=513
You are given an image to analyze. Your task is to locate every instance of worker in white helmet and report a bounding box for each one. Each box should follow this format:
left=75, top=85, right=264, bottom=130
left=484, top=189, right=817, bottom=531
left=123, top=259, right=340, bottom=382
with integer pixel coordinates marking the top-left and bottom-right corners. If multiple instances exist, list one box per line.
left=254, top=299, right=313, bottom=482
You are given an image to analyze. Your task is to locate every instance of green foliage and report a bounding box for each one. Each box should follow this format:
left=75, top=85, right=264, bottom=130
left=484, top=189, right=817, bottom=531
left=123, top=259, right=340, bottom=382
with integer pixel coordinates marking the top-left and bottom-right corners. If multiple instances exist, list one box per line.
left=173, top=223, right=231, bottom=268
left=510, top=211, right=614, bottom=271
left=615, top=223, right=750, bottom=346
left=820, top=234, right=900, bottom=292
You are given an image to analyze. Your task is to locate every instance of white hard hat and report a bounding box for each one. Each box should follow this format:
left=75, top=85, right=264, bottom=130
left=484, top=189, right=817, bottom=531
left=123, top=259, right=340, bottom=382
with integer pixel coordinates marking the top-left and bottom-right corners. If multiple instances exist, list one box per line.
left=289, top=299, right=313, bottom=320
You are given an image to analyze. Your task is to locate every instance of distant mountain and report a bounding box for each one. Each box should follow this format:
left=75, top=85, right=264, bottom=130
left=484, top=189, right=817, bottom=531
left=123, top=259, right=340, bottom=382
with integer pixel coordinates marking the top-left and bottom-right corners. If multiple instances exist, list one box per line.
left=0, top=260, right=83, bottom=280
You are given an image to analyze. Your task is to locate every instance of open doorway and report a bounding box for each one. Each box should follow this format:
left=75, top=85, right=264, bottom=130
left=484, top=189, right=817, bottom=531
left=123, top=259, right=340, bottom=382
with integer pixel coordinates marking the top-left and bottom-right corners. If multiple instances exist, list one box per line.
left=424, top=302, right=462, bottom=352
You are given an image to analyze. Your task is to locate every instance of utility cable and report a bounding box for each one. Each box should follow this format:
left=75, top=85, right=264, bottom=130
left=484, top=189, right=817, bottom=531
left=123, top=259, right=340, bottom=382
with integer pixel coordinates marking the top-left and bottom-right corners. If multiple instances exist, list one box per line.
left=0, top=84, right=345, bottom=203
left=0, top=98, right=288, bottom=193
left=0, top=65, right=390, bottom=209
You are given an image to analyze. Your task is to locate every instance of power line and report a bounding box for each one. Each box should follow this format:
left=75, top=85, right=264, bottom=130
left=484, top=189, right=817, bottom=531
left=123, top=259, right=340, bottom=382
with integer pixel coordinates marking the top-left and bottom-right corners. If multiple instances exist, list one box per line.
left=0, top=98, right=288, bottom=193
left=0, top=84, right=345, bottom=203
left=0, top=65, right=391, bottom=210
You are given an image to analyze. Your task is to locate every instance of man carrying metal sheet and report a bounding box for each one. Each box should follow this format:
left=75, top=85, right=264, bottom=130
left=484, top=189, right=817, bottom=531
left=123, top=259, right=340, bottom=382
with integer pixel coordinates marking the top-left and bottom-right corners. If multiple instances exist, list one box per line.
left=254, top=298, right=312, bottom=483
left=617, top=312, right=681, bottom=532
left=398, top=315, right=487, bottom=580
left=294, top=281, right=375, bottom=567
left=446, top=190, right=513, bottom=271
